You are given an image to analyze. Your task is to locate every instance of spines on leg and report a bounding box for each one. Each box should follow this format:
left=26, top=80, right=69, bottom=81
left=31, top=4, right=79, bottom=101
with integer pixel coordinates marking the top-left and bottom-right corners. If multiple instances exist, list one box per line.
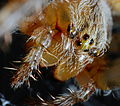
left=11, top=27, right=53, bottom=88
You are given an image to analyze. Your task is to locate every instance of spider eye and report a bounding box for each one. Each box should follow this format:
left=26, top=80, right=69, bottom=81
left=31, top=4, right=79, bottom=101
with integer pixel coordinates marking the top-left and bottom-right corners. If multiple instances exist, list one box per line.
left=89, top=39, right=94, bottom=45
left=67, top=24, right=71, bottom=32
left=83, top=33, right=90, bottom=40
left=67, top=24, right=78, bottom=39
left=76, top=40, right=82, bottom=46
left=84, top=49, right=89, bottom=52
left=88, top=48, right=98, bottom=57
left=70, top=31, right=78, bottom=39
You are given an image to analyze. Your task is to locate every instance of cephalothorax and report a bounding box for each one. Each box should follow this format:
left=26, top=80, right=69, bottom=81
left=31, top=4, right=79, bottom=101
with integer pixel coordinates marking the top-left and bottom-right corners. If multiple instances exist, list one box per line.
left=11, top=0, right=112, bottom=105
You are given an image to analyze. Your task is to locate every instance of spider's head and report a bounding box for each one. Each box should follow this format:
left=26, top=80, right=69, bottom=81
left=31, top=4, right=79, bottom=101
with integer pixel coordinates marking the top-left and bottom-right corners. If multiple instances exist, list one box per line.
left=67, top=24, right=101, bottom=57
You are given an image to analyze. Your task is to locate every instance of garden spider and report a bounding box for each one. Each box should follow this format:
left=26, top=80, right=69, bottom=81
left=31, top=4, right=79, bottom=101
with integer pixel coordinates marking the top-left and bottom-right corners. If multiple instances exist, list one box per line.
left=0, top=0, right=120, bottom=105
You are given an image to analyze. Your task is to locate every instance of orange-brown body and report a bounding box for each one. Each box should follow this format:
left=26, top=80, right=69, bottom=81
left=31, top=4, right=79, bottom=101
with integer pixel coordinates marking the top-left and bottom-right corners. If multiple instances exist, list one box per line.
left=11, top=0, right=113, bottom=104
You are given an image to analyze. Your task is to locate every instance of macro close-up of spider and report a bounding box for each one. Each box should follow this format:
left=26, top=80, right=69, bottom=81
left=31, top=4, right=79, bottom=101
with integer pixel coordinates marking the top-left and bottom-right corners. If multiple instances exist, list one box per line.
left=0, top=0, right=120, bottom=106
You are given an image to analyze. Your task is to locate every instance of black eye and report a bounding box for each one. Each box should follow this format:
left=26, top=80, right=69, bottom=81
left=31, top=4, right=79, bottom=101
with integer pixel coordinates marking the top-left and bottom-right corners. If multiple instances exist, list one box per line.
left=84, top=49, right=89, bottom=52
left=83, top=33, right=89, bottom=40
left=76, top=40, right=82, bottom=46
left=70, top=31, right=78, bottom=39
left=67, top=24, right=71, bottom=32
left=68, top=24, right=78, bottom=39
left=88, top=48, right=98, bottom=57
left=89, top=39, right=94, bottom=45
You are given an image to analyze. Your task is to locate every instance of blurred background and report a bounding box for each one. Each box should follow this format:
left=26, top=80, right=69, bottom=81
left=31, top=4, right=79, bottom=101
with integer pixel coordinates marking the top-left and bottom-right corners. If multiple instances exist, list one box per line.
left=0, top=0, right=120, bottom=106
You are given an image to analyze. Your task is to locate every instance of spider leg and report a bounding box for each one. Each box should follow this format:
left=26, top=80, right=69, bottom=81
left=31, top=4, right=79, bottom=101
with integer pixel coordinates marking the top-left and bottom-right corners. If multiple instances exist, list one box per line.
left=54, top=82, right=96, bottom=106
left=11, top=27, right=53, bottom=88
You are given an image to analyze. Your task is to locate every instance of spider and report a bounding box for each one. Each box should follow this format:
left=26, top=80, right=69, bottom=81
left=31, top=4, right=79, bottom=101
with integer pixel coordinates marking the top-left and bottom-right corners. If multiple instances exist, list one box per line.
left=1, top=0, right=120, bottom=105
left=11, top=0, right=113, bottom=105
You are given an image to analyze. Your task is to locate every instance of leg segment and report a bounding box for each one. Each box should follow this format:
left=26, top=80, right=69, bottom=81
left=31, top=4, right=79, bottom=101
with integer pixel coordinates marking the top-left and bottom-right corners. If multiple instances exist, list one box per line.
left=11, top=27, right=53, bottom=88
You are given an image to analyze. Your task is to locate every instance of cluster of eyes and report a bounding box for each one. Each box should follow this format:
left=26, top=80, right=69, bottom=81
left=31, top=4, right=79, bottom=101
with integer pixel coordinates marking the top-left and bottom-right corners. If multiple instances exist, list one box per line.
left=67, top=25, right=94, bottom=46
left=75, top=34, right=99, bottom=57
left=75, top=34, right=94, bottom=47
left=66, top=24, right=99, bottom=57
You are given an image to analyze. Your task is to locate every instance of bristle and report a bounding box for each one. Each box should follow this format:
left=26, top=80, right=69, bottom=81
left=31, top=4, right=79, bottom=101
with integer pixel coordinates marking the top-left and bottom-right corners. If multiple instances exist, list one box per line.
left=37, top=94, right=45, bottom=102
left=11, top=63, right=32, bottom=88
left=12, top=61, right=22, bottom=63
left=30, top=74, right=37, bottom=81
left=3, top=67, right=17, bottom=71
left=54, top=83, right=96, bottom=106
left=37, top=93, right=55, bottom=106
